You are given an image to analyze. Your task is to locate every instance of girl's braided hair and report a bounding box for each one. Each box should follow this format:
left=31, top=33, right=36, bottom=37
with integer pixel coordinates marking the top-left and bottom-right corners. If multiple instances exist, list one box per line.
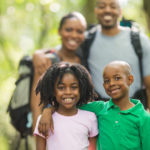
left=35, top=62, right=97, bottom=107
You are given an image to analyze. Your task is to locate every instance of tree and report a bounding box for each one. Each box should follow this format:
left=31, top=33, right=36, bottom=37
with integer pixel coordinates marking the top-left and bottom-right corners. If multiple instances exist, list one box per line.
left=143, top=0, right=150, bottom=32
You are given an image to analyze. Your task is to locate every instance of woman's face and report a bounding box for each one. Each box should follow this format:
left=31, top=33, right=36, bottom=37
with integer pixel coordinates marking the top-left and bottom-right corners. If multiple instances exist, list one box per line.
left=59, top=17, right=86, bottom=51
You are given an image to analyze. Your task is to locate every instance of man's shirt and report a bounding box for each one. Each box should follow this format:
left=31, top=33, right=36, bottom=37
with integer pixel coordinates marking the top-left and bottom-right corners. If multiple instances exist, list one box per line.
left=78, top=99, right=150, bottom=150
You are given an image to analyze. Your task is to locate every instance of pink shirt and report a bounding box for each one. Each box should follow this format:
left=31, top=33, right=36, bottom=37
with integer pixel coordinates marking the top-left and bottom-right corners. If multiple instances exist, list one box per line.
left=34, top=109, right=98, bottom=150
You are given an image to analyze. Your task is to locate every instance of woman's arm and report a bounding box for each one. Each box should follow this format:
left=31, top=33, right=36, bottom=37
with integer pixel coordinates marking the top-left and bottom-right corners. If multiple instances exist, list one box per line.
left=31, top=49, right=52, bottom=133
left=36, top=135, right=46, bottom=150
left=88, top=136, right=98, bottom=150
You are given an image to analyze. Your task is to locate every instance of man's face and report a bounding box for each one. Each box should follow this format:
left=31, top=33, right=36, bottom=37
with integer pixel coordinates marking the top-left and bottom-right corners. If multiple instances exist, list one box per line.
left=95, top=0, right=121, bottom=29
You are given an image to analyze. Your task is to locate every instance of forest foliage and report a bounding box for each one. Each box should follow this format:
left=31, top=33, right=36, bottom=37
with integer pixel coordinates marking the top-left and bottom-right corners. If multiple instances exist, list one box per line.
left=0, top=0, right=150, bottom=149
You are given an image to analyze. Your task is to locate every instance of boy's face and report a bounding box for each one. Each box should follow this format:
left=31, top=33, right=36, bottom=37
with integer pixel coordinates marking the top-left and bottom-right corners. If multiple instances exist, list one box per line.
left=103, top=64, right=133, bottom=101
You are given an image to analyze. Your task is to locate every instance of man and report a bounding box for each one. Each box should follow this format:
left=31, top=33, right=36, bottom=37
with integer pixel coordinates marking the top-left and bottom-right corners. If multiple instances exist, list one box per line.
left=33, top=0, right=150, bottom=110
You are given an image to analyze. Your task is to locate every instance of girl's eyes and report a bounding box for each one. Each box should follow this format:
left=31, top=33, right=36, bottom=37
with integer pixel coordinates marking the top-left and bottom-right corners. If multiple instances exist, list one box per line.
left=57, top=86, right=78, bottom=90
left=71, top=86, right=78, bottom=89
left=58, top=87, right=65, bottom=90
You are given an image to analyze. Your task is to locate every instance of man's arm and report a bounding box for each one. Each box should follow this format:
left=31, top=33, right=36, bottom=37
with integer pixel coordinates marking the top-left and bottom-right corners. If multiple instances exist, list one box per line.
left=36, top=135, right=46, bottom=150
left=143, top=75, right=150, bottom=111
left=88, top=136, right=98, bottom=150
left=33, top=49, right=51, bottom=76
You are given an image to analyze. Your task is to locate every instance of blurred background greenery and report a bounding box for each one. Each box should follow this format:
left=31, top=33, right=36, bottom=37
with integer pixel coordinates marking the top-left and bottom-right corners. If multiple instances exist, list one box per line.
left=0, top=0, right=150, bottom=149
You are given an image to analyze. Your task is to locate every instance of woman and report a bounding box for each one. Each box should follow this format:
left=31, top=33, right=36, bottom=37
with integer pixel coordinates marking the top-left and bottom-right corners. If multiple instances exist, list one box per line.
left=30, top=12, right=87, bottom=133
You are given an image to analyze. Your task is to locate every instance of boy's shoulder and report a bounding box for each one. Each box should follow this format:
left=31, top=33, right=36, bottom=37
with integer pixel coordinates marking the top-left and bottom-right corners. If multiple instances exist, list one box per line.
left=139, top=109, right=150, bottom=120
left=130, top=99, right=150, bottom=121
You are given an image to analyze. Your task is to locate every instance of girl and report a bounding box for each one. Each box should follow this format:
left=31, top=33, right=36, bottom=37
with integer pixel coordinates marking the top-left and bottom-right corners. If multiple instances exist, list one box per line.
left=31, top=12, right=87, bottom=132
left=34, top=62, right=98, bottom=150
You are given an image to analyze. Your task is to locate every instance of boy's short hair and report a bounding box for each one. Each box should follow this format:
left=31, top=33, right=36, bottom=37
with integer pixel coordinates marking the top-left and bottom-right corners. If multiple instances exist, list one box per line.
left=103, top=60, right=132, bottom=77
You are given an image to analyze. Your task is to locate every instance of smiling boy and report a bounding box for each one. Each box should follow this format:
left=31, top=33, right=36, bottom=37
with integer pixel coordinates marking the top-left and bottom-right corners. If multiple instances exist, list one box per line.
left=77, top=61, right=150, bottom=150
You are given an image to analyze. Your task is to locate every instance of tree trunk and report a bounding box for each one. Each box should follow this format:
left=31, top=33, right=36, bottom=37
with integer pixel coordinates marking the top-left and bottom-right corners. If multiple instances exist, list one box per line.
left=143, top=0, right=150, bottom=32
left=82, top=0, right=97, bottom=26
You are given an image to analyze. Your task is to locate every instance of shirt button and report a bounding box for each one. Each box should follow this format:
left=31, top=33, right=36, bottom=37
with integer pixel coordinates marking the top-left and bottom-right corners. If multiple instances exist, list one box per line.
left=118, top=113, right=120, bottom=114
left=115, top=121, right=118, bottom=123
left=115, top=106, right=117, bottom=108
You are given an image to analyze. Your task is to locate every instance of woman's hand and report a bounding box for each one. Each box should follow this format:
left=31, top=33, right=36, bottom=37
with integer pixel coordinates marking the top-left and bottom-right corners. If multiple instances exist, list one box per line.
left=38, top=106, right=56, bottom=138
left=33, top=50, right=51, bottom=76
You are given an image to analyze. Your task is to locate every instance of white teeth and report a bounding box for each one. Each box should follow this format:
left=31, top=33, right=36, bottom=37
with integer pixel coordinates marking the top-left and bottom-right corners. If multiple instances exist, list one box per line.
left=68, top=40, right=77, bottom=45
left=103, top=16, right=112, bottom=20
left=64, top=98, right=72, bottom=102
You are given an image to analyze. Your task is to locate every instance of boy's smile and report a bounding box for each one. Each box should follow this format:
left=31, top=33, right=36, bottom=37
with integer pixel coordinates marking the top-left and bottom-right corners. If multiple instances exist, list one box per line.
left=54, top=73, right=80, bottom=113
left=103, top=63, right=133, bottom=101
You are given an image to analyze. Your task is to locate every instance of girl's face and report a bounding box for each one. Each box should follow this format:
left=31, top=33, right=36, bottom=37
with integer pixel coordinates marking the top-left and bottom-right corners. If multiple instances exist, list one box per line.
left=59, top=17, right=85, bottom=51
left=54, top=73, right=80, bottom=110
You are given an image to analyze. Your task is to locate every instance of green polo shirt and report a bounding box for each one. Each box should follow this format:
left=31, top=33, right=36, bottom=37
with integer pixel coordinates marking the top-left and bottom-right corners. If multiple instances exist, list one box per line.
left=78, top=99, right=150, bottom=150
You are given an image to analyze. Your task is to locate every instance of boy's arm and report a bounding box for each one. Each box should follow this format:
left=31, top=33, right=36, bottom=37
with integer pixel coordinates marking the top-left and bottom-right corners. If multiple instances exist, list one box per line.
left=88, top=136, right=98, bottom=150
left=36, top=135, right=46, bottom=150
left=38, top=101, right=104, bottom=137
left=140, top=115, right=150, bottom=150
left=38, top=106, right=57, bottom=138
left=77, top=101, right=104, bottom=116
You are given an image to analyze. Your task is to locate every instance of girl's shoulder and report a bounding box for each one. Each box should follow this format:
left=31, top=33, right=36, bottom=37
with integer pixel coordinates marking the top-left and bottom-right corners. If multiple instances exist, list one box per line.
left=77, top=109, right=97, bottom=120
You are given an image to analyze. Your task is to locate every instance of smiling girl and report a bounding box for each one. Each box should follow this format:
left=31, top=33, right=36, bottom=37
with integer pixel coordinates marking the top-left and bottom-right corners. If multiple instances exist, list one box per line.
left=34, top=62, right=98, bottom=150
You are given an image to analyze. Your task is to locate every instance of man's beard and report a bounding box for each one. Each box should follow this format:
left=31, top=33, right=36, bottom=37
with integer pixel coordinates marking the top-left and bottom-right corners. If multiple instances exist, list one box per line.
left=100, top=20, right=118, bottom=29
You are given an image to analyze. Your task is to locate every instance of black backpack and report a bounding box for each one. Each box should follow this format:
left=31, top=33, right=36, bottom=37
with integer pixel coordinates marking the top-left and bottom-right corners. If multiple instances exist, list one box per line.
left=82, top=19, right=147, bottom=109
left=7, top=50, right=59, bottom=150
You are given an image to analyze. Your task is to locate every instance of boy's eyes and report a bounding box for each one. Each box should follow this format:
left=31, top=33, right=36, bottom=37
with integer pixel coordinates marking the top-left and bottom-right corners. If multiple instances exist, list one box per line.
left=104, top=80, right=109, bottom=84
left=115, top=77, right=121, bottom=80
left=104, top=77, right=121, bottom=83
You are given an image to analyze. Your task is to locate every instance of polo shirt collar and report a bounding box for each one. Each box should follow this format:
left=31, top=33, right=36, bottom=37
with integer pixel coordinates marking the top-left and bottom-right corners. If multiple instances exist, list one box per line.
left=127, top=99, right=144, bottom=117
left=107, top=99, right=115, bottom=110
left=107, top=99, right=144, bottom=117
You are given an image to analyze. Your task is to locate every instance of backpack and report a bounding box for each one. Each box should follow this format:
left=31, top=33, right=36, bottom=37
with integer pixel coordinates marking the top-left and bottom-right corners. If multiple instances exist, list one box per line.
left=82, top=18, right=147, bottom=109
left=7, top=50, right=59, bottom=150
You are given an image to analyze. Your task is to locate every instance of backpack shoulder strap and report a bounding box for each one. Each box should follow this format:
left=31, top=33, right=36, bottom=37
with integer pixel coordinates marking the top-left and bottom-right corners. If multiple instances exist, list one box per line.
left=82, top=25, right=98, bottom=70
left=131, top=31, right=143, bottom=85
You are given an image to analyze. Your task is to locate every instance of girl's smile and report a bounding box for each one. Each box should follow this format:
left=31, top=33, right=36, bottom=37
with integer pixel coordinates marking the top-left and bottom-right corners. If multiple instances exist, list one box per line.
left=54, top=73, right=80, bottom=115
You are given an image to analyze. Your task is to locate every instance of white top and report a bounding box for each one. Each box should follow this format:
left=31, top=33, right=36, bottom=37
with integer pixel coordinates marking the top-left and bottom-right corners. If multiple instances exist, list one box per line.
left=34, top=109, right=99, bottom=150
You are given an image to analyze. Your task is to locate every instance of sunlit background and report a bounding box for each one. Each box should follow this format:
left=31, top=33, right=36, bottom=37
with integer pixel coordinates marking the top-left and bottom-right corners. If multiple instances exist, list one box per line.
left=0, top=0, right=150, bottom=149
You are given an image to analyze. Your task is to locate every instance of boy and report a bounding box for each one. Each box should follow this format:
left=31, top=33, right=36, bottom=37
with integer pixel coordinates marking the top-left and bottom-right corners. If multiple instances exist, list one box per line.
left=38, top=61, right=150, bottom=150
